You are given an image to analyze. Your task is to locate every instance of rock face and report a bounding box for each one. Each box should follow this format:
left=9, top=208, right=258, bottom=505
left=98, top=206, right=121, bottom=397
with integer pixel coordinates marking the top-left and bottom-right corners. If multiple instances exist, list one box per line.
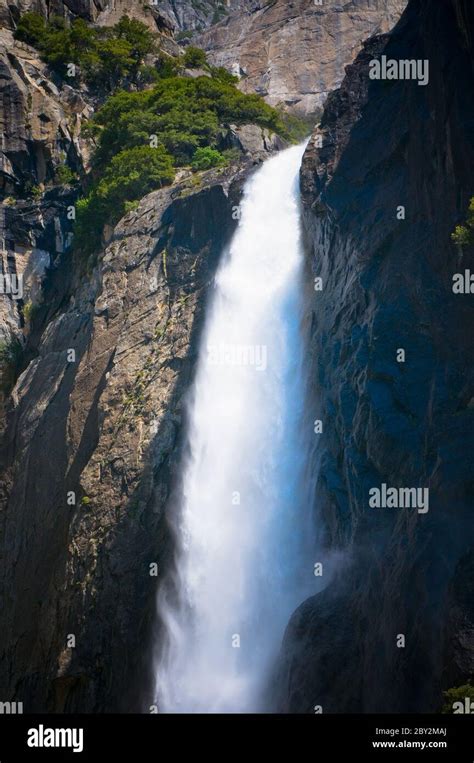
left=158, top=0, right=258, bottom=34
left=226, top=123, right=285, bottom=158
left=0, top=0, right=175, bottom=34
left=0, top=155, right=276, bottom=711
left=0, top=0, right=110, bottom=28
left=273, top=0, right=474, bottom=712
left=0, top=0, right=254, bottom=33
left=196, top=0, right=408, bottom=116
left=0, top=28, right=90, bottom=194
left=0, top=25, right=89, bottom=412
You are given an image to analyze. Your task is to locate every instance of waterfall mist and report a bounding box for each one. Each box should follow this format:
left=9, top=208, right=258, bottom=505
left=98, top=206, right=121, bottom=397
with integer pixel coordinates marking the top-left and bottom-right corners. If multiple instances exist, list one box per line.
left=155, top=142, right=317, bottom=713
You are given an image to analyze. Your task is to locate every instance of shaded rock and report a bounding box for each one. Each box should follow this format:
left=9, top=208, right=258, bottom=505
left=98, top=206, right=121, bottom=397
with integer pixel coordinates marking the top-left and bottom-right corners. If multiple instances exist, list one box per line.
left=227, top=123, right=286, bottom=159
left=273, top=0, right=474, bottom=712
left=442, top=551, right=474, bottom=691
left=0, top=28, right=90, bottom=193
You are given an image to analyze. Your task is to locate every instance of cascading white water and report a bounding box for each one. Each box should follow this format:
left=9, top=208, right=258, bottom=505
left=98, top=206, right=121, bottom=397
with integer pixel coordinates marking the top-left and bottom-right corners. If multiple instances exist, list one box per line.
left=156, top=142, right=316, bottom=713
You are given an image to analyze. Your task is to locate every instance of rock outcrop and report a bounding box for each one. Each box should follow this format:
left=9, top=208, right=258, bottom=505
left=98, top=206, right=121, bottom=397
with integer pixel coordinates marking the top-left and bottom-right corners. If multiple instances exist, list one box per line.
left=0, top=27, right=90, bottom=194
left=0, top=25, right=89, bottom=412
left=196, top=0, right=408, bottom=116
left=158, top=0, right=258, bottom=34
left=0, top=0, right=175, bottom=35
left=273, top=0, right=474, bottom=712
left=0, top=0, right=258, bottom=34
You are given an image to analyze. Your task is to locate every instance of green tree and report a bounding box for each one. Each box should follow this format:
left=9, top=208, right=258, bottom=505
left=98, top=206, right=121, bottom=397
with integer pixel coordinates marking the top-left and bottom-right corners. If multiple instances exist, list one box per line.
left=13, top=12, right=158, bottom=90
left=97, top=144, right=174, bottom=206
left=452, top=198, right=474, bottom=246
left=94, top=37, right=136, bottom=90
left=74, top=145, right=174, bottom=254
left=90, top=75, right=286, bottom=170
left=192, top=147, right=225, bottom=171
left=183, top=46, right=208, bottom=69
left=14, top=11, right=47, bottom=48
left=114, top=15, right=156, bottom=63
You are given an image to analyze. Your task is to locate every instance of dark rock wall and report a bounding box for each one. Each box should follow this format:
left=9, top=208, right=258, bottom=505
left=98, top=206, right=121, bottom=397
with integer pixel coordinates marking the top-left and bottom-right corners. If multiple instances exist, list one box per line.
left=274, top=0, right=474, bottom=713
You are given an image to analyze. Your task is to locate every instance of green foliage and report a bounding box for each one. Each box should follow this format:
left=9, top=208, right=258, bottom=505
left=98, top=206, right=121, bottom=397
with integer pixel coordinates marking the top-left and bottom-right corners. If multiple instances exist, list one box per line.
left=212, top=9, right=226, bottom=25
left=14, top=11, right=47, bottom=48
left=452, top=198, right=474, bottom=245
left=22, top=300, right=36, bottom=323
left=74, top=145, right=175, bottom=254
left=55, top=164, right=76, bottom=185
left=124, top=200, right=140, bottom=213
left=183, top=46, right=208, bottom=69
left=0, top=337, right=23, bottom=394
left=154, top=53, right=180, bottom=79
left=14, top=13, right=157, bottom=91
left=191, top=146, right=225, bottom=171
left=209, top=66, right=239, bottom=86
left=441, top=683, right=474, bottom=713
left=114, top=15, right=156, bottom=63
left=136, top=64, right=161, bottom=87
left=90, top=76, right=286, bottom=171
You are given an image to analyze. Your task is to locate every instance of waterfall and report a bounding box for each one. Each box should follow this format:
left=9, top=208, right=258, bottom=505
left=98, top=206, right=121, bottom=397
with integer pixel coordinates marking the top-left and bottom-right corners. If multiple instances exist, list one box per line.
left=155, top=142, right=316, bottom=713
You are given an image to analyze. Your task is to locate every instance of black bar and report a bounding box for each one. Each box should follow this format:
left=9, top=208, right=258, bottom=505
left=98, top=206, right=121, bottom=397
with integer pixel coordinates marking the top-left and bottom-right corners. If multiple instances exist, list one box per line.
left=0, top=714, right=472, bottom=760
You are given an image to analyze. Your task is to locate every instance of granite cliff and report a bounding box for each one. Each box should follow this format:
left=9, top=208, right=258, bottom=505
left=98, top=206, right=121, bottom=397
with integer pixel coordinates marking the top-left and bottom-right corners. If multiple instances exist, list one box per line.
left=273, top=0, right=474, bottom=713
left=196, top=0, right=408, bottom=116
left=0, top=0, right=256, bottom=33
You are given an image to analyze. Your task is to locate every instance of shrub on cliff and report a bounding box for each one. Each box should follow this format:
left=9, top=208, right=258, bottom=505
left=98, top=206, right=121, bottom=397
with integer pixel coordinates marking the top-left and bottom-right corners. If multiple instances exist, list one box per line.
left=183, top=46, right=208, bottom=70
left=191, top=147, right=226, bottom=171
left=14, top=13, right=157, bottom=91
left=74, top=145, right=175, bottom=254
left=14, top=10, right=48, bottom=49
left=452, top=198, right=474, bottom=246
